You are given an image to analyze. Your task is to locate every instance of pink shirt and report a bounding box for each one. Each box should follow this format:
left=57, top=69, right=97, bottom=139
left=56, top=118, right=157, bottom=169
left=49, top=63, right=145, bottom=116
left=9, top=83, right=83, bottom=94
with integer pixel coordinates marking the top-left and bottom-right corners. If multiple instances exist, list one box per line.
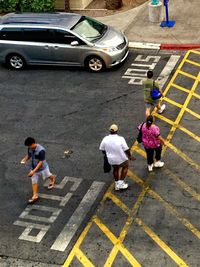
left=138, top=123, right=161, bottom=149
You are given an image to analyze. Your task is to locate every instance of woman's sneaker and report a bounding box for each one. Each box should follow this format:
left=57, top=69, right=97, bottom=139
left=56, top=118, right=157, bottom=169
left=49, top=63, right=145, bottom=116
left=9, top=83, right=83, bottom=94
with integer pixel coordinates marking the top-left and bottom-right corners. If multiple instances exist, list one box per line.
left=154, top=160, right=164, bottom=168
left=148, top=164, right=153, bottom=172
left=158, top=104, right=166, bottom=114
left=115, top=181, right=128, bottom=191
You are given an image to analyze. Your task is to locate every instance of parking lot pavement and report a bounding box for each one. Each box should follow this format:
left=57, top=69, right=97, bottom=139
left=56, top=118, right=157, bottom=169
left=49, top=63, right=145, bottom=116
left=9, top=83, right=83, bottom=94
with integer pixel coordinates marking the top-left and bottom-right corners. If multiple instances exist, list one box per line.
left=1, top=49, right=200, bottom=266
left=63, top=50, right=200, bottom=267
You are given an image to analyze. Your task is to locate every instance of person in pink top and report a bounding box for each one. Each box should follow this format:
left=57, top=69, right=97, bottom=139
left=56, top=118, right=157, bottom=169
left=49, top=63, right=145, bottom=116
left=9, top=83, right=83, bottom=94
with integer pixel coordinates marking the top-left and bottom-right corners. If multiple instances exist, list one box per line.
left=138, top=115, right=166, bottom=172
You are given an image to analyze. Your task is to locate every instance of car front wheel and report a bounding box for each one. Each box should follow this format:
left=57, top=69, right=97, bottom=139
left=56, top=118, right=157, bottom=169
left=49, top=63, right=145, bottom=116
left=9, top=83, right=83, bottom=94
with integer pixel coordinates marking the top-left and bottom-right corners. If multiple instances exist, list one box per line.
left=85, top=56, right=105, bottom=72
left=6, top=54, right=26, bottom=70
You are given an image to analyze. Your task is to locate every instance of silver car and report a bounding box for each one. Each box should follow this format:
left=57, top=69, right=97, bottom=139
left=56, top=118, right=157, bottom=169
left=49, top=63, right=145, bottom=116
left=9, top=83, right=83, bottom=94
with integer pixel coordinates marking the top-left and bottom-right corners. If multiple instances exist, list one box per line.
left=0, top=12, right=129, bottom=72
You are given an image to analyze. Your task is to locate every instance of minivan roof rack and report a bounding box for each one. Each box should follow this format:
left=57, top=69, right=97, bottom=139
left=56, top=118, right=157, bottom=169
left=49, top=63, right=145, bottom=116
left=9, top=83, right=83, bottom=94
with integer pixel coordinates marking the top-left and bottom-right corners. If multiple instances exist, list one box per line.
left=0, top=12, right=82, bottom=29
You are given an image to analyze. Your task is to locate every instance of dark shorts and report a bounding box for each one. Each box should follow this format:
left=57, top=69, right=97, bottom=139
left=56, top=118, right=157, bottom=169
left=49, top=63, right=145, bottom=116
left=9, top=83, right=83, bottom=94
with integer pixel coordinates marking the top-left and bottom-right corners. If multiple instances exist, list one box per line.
left=145, top=100, right=159, bottom=108
left=112, top=160, right=129, bottom=168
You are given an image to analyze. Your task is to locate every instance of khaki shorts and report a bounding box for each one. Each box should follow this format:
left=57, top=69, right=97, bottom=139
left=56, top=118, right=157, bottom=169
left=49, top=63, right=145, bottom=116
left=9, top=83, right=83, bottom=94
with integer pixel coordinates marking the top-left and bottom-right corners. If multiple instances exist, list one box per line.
left=31, top=167, right=52, bottom=184
left=112, top=160, right=129, bottom=168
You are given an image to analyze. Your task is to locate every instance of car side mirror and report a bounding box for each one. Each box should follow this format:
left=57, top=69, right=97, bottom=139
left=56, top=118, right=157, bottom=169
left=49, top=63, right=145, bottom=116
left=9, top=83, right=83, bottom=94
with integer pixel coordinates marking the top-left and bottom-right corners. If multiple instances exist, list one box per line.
left=71, top=40, right=79, bottom=46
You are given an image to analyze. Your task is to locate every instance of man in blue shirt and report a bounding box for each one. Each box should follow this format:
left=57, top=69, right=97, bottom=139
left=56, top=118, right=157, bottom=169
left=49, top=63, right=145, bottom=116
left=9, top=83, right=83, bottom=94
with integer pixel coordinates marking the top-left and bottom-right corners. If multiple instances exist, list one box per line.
left=21, top=137, right=55, bottom=204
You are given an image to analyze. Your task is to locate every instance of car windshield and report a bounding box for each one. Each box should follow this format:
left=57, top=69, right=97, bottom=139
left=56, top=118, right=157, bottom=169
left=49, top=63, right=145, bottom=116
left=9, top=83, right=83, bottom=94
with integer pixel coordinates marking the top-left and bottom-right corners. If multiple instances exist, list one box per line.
left=71, top=16, right=107, bottom=42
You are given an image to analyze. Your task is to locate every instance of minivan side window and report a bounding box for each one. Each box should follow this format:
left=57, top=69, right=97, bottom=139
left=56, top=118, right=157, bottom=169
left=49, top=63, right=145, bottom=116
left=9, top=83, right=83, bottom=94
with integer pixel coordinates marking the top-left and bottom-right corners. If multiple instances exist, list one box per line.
left=0, top=28, right=23, bottom=41
left=22, top=28, right=54, bottom=42
left=53, top=29, right=85, bottom=45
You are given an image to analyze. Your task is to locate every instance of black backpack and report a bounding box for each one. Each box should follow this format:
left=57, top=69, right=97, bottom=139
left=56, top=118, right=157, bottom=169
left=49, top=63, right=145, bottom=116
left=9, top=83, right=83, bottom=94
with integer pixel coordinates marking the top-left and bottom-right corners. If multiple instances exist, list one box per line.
left=137, top=122, right=145, bottom=143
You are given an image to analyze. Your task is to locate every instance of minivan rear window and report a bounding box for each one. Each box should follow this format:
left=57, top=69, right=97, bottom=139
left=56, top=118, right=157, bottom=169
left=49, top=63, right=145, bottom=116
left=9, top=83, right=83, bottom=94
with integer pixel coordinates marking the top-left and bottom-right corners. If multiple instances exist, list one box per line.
left=0, top=27, right=54, bottom=42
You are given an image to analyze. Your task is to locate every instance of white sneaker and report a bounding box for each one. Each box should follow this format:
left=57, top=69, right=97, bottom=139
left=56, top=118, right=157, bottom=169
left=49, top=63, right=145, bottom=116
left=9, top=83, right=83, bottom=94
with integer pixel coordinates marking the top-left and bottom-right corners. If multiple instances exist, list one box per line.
left=158, top=104, right=166, bottom=114
left=115, top=181, right=128, bottom=191
left=148, top=164, right=153, bottom=172
left=154, top=160, right=164, bottom=168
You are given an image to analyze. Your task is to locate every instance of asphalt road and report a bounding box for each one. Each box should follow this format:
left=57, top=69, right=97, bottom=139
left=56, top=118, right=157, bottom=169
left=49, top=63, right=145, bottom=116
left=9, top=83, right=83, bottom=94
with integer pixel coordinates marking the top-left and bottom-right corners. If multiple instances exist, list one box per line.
left=0, top=49, right=199, bottom=267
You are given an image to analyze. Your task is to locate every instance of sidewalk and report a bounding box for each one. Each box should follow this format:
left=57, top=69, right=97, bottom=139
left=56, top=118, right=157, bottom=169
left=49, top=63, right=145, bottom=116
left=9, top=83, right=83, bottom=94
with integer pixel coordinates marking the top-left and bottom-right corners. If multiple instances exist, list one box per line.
left=96, top=0, right=200, bottom=49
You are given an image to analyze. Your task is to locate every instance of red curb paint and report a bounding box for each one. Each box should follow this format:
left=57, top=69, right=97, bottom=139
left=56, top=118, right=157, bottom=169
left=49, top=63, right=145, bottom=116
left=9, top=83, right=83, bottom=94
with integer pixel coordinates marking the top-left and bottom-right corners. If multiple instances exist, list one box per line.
left=160, top=44, right=200, bottom=50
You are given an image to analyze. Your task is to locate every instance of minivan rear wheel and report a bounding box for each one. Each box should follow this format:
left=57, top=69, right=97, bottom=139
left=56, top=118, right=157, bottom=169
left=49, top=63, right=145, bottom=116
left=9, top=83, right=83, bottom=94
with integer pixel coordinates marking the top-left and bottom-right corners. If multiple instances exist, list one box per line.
left=85, top=56, right=105, bottom=72
left=6, top=54, right=26, bottom=70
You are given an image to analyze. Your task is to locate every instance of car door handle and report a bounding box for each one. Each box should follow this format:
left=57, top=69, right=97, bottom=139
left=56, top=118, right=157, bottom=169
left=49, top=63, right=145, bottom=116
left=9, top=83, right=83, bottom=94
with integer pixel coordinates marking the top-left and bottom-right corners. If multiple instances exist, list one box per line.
left=53, top=46, right=59, bottom=50
left=44, top=45, right=49, bottom=49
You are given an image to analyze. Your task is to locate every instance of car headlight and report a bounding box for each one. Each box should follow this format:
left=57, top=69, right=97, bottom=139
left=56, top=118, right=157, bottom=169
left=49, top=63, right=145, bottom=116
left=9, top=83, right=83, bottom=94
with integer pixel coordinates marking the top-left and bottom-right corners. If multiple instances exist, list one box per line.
left=101, top=47, right=118, bottom=52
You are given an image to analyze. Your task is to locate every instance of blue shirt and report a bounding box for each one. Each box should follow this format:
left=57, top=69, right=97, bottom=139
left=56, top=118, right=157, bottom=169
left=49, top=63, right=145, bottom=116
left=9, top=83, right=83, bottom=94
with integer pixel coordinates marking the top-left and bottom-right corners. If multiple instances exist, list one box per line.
left=28, top=144, right=48, bottom=172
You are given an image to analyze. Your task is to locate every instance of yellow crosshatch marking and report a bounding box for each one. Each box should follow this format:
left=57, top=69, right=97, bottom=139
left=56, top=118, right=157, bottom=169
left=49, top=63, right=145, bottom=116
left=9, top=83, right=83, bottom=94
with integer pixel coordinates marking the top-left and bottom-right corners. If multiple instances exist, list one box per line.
left=164, top=169, right=200, bottom=202
left=128, top=170, right=200, bottom=240
left=185, top=59, right=200, bottom=67
left=63, top=50, right=200, bottom=267
left=193, top=92, right=200, bottom=100
left=171, top=83, right=190, bottom=93
left=135, top=218, right=189, bottom=267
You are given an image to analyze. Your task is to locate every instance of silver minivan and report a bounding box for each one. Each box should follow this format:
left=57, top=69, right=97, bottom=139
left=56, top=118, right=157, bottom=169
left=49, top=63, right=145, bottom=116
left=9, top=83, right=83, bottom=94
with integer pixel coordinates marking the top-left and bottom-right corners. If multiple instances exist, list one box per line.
left=0, top=12, right=129, bottom=72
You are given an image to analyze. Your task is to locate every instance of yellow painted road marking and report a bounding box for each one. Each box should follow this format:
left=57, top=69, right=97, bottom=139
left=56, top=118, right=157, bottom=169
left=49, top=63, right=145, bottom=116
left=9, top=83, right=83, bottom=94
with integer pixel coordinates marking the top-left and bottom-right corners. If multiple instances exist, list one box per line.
left=189, top=49, right=200, bottom=56
left=178, top=50, right=191, bottom=69
left=93, top=216, right=142, bottom=267
left=157, top=52, right=188, bottom=99
left=163, top=96, right=183, bottom=108
left=193, top=92, right=200, bottom=100
left=154, top=112, right=200, bottom=143
left=63, top=221, right=93, bottom=267
left=171, top=83, right=190, bottom=93
left=178, top=122, right=200, bottom=141
left=148, top=188, right=200, bottom=240
left=178, top=69, right=197, bottom=80
left=105, top=190, right=196, bottom=267
left=153, top=113, right=175, bottom=126
left=104, top=173, right=154, bottom=267
left=63, top=51, right=200, bottom=267
left=164, top=169, right=200, bottom=202
left=162, top=73, right=200, bottom=156
left=167, top=142, right=200, bottom=172
left=105, top=179, right=192, bottom=267
left=132, top=137, right=200, bottom=175
left=128, top=170, right=200, bottom=240
left=106, top=192, right=130, bottom=215
left=185, top=59, right=200, bottom=68
left=131, top=143, right=200, bottom=206
left=76, top=248, right=95, bottom=267
left=130, top=144, right=146, bottom=157
left=135, top=218, right=189, bottom=267
left=185, top=107, right=200, bottom=120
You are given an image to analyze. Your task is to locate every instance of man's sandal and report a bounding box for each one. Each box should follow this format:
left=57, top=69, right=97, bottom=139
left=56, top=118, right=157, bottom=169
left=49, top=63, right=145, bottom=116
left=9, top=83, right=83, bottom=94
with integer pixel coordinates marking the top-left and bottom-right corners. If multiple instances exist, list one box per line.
left=28, top=196, right=39, bottom=204
left=48, top=177, right=55, bottom=190
left=47, top=183, right=55, bottom=190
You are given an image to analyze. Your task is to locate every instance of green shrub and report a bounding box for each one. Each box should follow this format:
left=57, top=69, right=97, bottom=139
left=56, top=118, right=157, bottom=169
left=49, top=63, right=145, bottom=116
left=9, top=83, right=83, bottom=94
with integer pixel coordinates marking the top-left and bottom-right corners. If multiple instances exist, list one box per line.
left=0, top=0, right=55, bottom=13
left=0, top=0, right=17, bottom=12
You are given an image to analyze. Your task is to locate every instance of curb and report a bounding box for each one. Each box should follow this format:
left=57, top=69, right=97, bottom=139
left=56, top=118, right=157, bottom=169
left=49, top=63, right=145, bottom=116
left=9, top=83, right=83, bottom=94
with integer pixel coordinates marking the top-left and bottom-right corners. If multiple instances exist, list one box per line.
left=129, top=42, right=200, bottom=50
left=160, top=44, right=200, bottom=50
left=129, top=42, right=160, bottom=50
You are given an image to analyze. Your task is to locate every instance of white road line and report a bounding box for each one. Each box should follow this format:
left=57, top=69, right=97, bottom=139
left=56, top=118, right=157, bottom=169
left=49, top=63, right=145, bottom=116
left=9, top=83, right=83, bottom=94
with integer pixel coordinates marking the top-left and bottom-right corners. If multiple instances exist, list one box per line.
left=51, top=181, right=105, bottom=252
left=129, top=41, right=161, bottom=50
left=43, top=176, right=82, bottom=190
left=14, top=221, right=50, bottom=243
left=19, top=205, right=62, bottom=223
left=157, top=55, right=180, bottom=88
left=39, top=192, right=73, bottom=207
